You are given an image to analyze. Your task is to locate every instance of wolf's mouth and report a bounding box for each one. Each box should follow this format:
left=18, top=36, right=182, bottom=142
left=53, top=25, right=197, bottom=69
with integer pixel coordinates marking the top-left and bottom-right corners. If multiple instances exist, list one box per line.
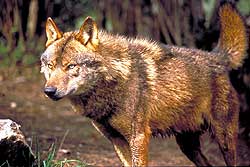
left=68, top=88, right=77, bottom=95
left=44, top=93, right=63, bottom=101
left=50, top=95, right=62, bottom=101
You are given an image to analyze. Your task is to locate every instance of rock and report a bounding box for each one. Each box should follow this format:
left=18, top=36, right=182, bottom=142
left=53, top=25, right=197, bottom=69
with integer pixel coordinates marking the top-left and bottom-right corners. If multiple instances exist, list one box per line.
left=10, top=102, right=17, bottom=109
left=0, top=119, right=35, bottom=167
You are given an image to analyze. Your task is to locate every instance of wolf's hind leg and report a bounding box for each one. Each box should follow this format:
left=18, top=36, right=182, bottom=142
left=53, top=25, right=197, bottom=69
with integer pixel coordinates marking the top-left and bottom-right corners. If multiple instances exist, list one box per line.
left=211, top=113, right=238, bottom=166
left=213, top=129, right=237, bottom=167
left=211, top=87, right=239, bottom=166
left=175, top=132, right=212, bottom=167
left=211, top=107, right=238, bottom=166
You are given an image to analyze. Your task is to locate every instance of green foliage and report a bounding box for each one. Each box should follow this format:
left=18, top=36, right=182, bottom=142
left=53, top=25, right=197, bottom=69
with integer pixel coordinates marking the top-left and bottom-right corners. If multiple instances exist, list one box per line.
left=0, top=41, right=8, bottom=55
left=237, top=0, right=250, bottom=15
left=40, top=143, right=87, bottom=167
left=32, top=132, right=87, bottom=167
left=202, top=0, right=216, bottom=27
left=105, top=19, right=113, bottom=32
left=12, top=40, right=25, bottom=63
left=42, top=144, right=56, bottom=167
left=0, top=39, right=41, bottom=68
left=0, top=40, right=10, bottom=67
left=22, top=53, right=39, bottom=65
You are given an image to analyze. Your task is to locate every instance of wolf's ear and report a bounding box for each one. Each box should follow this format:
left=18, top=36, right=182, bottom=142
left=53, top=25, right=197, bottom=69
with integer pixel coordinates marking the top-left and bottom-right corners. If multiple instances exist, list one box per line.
left=45, top=17, right=62, bottom=47
left=75, top=17, right=99, bottom=51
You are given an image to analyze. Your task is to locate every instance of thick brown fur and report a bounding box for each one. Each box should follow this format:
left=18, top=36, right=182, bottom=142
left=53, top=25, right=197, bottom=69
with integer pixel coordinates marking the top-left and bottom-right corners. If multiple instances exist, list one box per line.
left=41, top=3, right=248, bottom=167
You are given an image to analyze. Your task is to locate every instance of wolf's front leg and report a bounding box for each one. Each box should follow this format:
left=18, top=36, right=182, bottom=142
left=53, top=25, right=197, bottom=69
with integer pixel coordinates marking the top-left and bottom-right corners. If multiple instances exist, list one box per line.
left=130, top=132, right=150, bottom=166
left=112, top=138, right=132, bottom=166
left=129, top=120, right=151, bottom=167
left=92, top=121, right=132, bottom=166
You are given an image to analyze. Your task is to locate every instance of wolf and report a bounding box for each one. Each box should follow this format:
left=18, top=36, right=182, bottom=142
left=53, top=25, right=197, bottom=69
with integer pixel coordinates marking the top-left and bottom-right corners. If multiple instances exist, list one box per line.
left=40, top=3, right=248, bottom=166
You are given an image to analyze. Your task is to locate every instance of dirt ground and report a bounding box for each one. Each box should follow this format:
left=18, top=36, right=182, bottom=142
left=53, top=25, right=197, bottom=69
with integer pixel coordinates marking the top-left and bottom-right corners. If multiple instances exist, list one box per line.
left=0, top=67, right=250, bottom=166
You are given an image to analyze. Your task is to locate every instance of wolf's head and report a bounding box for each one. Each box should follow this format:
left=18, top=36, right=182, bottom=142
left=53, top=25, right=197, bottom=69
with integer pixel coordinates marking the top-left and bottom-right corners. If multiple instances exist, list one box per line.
left=41, top=17, right=105, bottom=100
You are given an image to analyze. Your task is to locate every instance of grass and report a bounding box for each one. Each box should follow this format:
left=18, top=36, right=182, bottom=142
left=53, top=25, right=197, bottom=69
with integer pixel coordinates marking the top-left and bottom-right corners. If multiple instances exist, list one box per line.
left=42, top=143, right=87, bottom=167
left=36, top=130, right=88, bottom=167
left=0, top=161, right=10, bottom=167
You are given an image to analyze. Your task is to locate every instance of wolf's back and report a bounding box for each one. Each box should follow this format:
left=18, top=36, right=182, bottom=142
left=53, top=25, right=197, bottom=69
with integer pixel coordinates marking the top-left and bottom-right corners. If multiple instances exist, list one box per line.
left=216, top=3, right=248, bottom=69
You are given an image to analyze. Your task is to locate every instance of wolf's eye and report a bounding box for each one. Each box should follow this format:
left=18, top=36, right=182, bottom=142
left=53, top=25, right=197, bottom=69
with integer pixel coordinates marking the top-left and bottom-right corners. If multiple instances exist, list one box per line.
left=47, top=63, right=53, bottom=69
left=67, top=64, right=76, bottom=69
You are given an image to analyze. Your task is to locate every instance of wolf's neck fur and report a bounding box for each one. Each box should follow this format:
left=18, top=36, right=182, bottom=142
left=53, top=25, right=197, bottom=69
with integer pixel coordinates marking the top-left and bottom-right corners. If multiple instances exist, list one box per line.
left=97, top=30, right=164, bottom=82
left=98, top=30, right=163, bottom=59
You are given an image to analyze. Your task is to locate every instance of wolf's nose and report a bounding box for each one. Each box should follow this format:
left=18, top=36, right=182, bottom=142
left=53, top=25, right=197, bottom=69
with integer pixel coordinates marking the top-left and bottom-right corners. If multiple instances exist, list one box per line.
left=44, top=86, right=57, bottom=97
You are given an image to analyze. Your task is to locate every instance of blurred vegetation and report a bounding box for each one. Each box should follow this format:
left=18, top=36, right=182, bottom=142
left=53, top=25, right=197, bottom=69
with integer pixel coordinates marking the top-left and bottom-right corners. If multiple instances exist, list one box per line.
left=0, top=0, right=250, bottom=148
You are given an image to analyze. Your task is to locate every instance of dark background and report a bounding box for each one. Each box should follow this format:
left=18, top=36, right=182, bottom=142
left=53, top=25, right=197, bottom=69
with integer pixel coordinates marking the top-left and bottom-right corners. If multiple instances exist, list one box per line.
left=0, top=0, right=250, bottom=166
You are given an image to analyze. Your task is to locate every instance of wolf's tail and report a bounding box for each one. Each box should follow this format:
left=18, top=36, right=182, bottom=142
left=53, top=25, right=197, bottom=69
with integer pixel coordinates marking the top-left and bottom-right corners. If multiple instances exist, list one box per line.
left=215, top=3, right=248, bottom=69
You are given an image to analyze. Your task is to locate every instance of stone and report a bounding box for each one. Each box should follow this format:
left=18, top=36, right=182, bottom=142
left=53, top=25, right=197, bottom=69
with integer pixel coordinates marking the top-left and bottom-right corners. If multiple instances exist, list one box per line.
left=0, top=119, right=35, bottom=167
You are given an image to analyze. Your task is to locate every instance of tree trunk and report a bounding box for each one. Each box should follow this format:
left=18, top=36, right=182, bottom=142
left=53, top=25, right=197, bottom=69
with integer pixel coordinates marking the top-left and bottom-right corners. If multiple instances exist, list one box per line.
left=27, top=0, right=38, bottom=40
